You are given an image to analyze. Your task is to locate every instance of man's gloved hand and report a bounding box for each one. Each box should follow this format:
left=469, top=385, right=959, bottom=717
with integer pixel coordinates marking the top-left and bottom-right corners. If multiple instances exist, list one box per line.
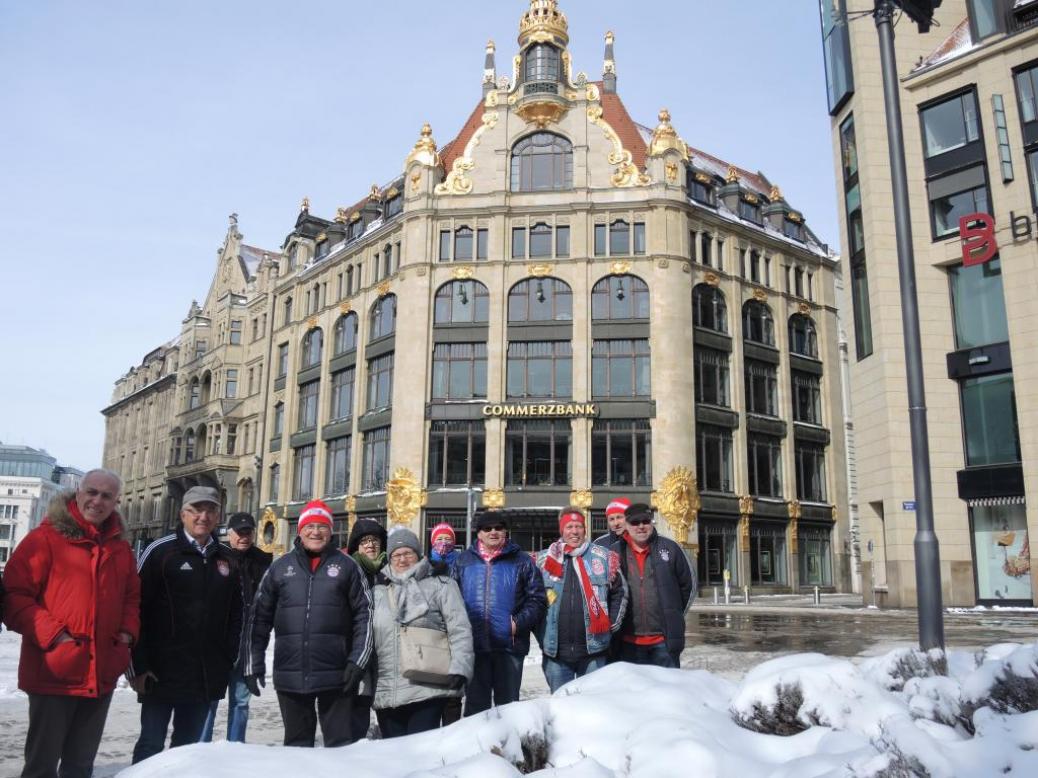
left=448, top=674, right=467, bottom=691
left=342, top=662, right=363, bottom=693
left=244, top=674, right=265, bottom=697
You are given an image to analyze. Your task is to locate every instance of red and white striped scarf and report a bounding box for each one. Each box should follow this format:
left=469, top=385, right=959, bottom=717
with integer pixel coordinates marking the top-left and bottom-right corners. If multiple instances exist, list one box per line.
left=542, top=540, right=612, bottom=635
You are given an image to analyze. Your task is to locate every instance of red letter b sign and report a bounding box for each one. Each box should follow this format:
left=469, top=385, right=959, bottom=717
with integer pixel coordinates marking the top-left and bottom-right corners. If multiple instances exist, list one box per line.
left=960, top=213, right=998, bottom=267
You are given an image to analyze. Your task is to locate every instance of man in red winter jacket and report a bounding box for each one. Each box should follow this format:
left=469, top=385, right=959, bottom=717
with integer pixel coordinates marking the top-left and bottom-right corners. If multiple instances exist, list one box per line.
left=2, top=469, right=140, bottom=778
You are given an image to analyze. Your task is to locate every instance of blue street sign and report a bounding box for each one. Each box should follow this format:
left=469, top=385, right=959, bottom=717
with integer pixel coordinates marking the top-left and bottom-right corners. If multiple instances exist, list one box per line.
left=902, top=501, right=916, bottom=511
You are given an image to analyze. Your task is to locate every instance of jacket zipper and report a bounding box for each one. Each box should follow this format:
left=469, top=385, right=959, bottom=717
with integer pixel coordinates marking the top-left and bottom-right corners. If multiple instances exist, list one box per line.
left=303, top=559, right=315, bottom=685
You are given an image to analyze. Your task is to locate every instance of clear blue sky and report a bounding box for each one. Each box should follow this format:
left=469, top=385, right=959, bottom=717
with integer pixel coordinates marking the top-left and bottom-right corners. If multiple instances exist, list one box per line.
left=0, top=0, right=838, bottom=471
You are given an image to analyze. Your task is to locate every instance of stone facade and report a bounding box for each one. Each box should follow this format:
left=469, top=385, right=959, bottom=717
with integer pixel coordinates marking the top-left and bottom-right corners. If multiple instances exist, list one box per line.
left=823, top=0, right=1038, bottom=606
left=103, top=1, right=851, bottom=594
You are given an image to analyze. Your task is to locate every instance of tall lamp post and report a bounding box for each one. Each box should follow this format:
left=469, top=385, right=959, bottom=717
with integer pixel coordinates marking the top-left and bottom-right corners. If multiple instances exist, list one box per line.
left=871, top=0, right=945, bottom=650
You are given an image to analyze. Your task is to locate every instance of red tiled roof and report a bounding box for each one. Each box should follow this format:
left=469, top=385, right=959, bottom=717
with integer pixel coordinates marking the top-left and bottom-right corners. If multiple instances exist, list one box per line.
left=916, top=17, right=972, bottom=71
left=440, top=101, right=488, bottom=173
left=600, top=88, right=648, bottom=170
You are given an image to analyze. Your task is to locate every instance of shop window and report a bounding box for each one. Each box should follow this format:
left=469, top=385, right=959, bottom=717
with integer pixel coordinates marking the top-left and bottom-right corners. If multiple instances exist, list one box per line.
left=432, top=343, right=487, bottom=399
left=750, top=526, right=787, bottom=585
left=505, top=420, right=571, bottom=486
left=701, top=520, right=739, bottom=585
left=971, top=503, right=1033, bottom=601
left=427, top=421, right=486, bottom=487
left=591, top=419, right=651, bottom=487
left=799, top=526, right=833, bottom=586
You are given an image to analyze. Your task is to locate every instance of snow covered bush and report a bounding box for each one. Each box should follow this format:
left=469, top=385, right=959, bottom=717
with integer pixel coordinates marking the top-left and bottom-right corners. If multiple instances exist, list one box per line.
left=960, top=642, right=1038, bottom=724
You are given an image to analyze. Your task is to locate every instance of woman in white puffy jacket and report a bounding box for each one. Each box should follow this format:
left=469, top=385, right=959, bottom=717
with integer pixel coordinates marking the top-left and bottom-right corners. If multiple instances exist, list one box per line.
left=372, top=529, right=474, bottom=737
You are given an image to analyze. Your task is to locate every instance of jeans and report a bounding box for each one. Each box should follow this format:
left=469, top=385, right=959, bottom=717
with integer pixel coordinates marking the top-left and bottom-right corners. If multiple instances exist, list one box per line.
left=618, top=641, right=681, bottom=669
left=23, top=693, right=113, bottom=778
left=376, top=698, right=447, bottom=738
left=200, top=667, right=251, bottom=743
left=131, top=698, right=210, bottom=764
left=542, top=653, right=607, bottom=693
left=464, top=652, right=524, bottom=716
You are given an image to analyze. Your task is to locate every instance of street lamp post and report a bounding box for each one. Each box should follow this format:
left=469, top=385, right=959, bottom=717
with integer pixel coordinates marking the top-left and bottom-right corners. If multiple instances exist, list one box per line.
left=872, top=0, right=945, bottom=650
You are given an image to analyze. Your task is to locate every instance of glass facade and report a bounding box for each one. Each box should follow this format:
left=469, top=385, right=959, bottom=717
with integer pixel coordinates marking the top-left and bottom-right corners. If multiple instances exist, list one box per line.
left=820, top=0, right=854, bottom=114
left=971, top=503, right=1033, bottom=602
left=961, top=373, right=1020, bottom=466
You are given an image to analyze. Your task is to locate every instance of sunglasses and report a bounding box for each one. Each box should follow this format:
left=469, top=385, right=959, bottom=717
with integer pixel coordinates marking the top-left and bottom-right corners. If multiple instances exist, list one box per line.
left=627, top=518, right=653, bottom=526
left=479, top=525, right=506, bottom=532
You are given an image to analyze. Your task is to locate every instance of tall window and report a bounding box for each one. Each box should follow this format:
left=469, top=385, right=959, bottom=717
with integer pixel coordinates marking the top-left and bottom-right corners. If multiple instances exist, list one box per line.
left=929, top=168, right=990, bottom=238
left=184, top=430, right=196, bottom=462
left=693, top=285, right=728, bottom=333
left=277, top=343, right=289, bottom=377
left=510, top=133, right=573, bottom=192
left=297, top=381, right=319, bottom=430
left=591, top=339, right=650, bottom=398
left=188, top=379, right=201, bottom=409
left=795, top=442, right=827, bottom=502
left=301, top=329, right=323, bottom=369
left=434, top=281, right=489, bottom=324
left=507, top=341, right=572, bottom=399
left=745, top=360, right=779, bottom=416
left=949, top=260, right=1009, bottom=350
left=792, top=371, right=822, bottom=425
left=333, top=313, right=358, bottom=355
left=529, top=222, right=553, bottom=258
left=272, top=402, right=284, bottom=437
left=366, top=353, right=394, bottom=410
left=524, top=43, right=560, bottom=83
left=454, top=227, right=474, bottom=260
left=370, top=295, right=396, bottom=340
left=842, top=114, right=873, bottom=359
left=591, top=420, right=651, bottom=487
left=432, top=343, right=487, bottom=399
left=225, top=369, right=238, bottom=399
left=427, top=421, right=485, bottom=487
left=742, top=300, right=775, bottom=346
left=508, top=278, right=572, bottom=321
left=820, top=0, right=854, bottom=114
left=789, top=314, right=818, bottom=358
left=594, top=220, right=646, bottom=256
left=292, top=444, right=315, bottom=501
left=747, top=434, right=782, bottom=497
left=921, top=91, right=980, bottom=158
left=362, top=426, right=391, bottom=490
left=697, top=425, right=733, bottom=492
left=751, top=525, right=787, bottom=585
left=229, top=320, right=242, bottom=345
left=269, top=463, right=280, bottom=503
left=694, top=348, right=730, bottom=407
left=961, top=374, right=1021, bottom=466
left=330, top=368, right=355, bottom=421
left=325, top=437, right=351, bottom=495
left=591, top=275, right=649, bottom=320
left=505, top=420, right=570, bottom=486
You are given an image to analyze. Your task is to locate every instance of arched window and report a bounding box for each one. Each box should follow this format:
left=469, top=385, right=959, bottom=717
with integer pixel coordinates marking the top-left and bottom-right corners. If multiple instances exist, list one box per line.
left=592, top=274, right=649, bottom=320
left=434, top=281, right=489, bottom=324
left=743, top=300, right=775, bottom=346
left=510, top=133, right=573, bottom=192
left=370, top=294, right=397, bottom=340
left=524, top=43, right=560, bottom=84
left=508, top=277, right=573, bottom=322
left=333, top=313, right=358, bottom=355
left=693, top=284, right=728, bottom=334
left=789, top=314, right=818, bottom=358
left=301, top=328, right=323, bottom=369
left=188, top=378, right=201, bottom=410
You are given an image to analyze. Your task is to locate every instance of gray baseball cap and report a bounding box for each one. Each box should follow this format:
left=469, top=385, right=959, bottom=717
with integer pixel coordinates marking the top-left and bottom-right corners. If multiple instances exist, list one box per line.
left=182, top=486, right=220, bottom=509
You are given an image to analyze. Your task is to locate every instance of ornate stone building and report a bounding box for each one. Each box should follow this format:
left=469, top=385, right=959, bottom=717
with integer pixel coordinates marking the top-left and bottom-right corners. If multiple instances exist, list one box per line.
left=104, top=0, right=850, bottom=594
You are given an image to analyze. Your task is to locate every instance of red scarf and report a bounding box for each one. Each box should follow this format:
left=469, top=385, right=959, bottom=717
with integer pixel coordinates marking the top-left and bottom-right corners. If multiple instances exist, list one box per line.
left=477, top=539, right=504, bottom=563
left=67, top=499, right=103, bottom=541
left=542, top=540, right=612, bottom=635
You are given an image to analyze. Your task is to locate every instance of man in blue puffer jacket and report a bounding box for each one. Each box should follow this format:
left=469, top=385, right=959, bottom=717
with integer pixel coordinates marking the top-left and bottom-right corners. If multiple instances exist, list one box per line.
left=452, top=512, right=546, bottom=716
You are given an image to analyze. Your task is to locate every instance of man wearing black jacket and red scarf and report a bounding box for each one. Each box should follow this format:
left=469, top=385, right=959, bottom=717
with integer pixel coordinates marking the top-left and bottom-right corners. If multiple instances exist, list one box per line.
left=611, top=503, right=696, bottom=668
left=129, top=486, right=243, bottom=763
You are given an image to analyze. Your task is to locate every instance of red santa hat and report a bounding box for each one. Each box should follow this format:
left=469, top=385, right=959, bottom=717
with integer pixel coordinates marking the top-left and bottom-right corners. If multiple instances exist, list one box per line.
left=558, top=507, right=586, bottom=536
left=297, top=500, right=333, bottom=533
left=605, top=497, right=632, bottom=517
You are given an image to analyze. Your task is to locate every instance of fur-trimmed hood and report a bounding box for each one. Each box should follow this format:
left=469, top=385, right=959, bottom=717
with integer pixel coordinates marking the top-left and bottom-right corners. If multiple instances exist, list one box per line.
left=45, top=489, right=127, bottom=541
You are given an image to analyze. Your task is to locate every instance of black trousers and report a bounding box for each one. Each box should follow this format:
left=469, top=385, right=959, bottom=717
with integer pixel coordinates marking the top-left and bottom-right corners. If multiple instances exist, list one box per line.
left=376, top=698, right=447, bottom=738
left=24, top=692, right=113, bottom=778
left=276, top=689, right=354, bottom=747
left=351, top=694, right=373, bottom=741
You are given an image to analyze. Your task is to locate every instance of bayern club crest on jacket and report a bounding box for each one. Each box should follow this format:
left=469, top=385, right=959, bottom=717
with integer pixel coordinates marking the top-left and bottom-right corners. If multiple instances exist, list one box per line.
left=327, top=563, right=341, bottom=578
left=659, top=548, right=670, bottom=562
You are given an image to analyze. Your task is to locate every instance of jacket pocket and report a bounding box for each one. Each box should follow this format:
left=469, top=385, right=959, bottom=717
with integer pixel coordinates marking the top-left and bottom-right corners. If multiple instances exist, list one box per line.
left=41, top=638, right=90, bottom=686
left=99, top=638, right=131, bottom=686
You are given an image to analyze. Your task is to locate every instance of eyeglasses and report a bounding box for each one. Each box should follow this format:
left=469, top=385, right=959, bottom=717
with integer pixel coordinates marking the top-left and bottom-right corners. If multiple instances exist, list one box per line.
left=627, top=518, right=653, bottom=527
left=479, top=525, right=506, bottom=533
left=358, top=537, right=380, bottom=547
left=301, top=525, right=331, bottom=534
left=390, top=549, right=418, bottom=561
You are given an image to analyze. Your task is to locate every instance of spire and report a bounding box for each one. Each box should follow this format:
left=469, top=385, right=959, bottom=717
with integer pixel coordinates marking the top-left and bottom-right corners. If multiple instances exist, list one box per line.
left=603, top=30, right=616, bottom=94
left=518, top=0, right=569, bottom=47
left=483, top=39, right=496, bottom=97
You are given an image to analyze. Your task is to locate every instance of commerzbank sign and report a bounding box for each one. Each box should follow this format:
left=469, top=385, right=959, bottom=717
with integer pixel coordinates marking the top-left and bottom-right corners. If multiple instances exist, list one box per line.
left=481, top=403, right=599, bottom=418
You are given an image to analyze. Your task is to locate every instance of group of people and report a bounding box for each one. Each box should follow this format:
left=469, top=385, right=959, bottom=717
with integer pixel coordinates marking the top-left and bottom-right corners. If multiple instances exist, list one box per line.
left=1, top=469, right=696, bottom=777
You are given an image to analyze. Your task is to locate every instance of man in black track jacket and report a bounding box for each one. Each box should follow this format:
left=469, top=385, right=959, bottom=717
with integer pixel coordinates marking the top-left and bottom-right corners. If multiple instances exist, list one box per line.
left=129, top=486, right=244, bottom=763
left=246, top=499, right=372, bottom=747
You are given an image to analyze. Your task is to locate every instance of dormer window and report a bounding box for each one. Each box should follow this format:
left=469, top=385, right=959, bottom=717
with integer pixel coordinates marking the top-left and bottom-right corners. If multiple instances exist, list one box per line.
left=348, top=218, right=364, bottom=242
left=524, top=43, right=560, bottom=87
left=739, top=197, right=762, bottom=224
left=385, top=193, right=403, bottom=218
left=784, top=217, right=803, bottom=241
left=687, top=169, right=715, bottom=205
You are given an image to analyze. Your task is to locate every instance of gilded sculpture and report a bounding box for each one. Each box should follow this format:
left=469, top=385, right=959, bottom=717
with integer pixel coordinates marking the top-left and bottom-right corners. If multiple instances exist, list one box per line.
left=738, top=515, right=750, bottom=552
left=338, top=301, right=352, bottom=315
left=587, top=102, right=652, bottom=188
left=258, top=506, right=282, bottom=555
left=609, top=260, right=632, bottom=275
left=405, top=123, right=440, bottom=170
left=452, top=267, right=475, bottom=280
left=528, top=263, right=554, bottom=277
left=657, top=466, right=700, bottom=544
left=376, top=281, right=391, bottom=298
left=435, top=111, right=499, bottom=196
left=300, top=196, right=310, bottom=213
left=648, top=108, right=689, bottom=161
left=482, top=489, right=505, bottom=511
left=738, top=494, right=755, bottom=516
left=518, top=0, right=569, bottom=47
left=788, top=499, right=801, bottom=554
left=334, top=207, right=348, bottom=224
left=726, top=165, right=740, bottom=184
left=569, top=488, right=593, bottom=516
left=769, top=184, right=784, bottom=202
left=385, top=468, right=426, bottom=527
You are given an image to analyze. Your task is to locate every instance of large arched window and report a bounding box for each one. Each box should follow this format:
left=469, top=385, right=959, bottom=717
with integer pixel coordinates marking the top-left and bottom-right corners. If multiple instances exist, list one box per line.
left=333, top=313, right=358, bottom=355
left=370, top=294, right=397, bottom=341
left=743, top=300, right=775, bottom=346
left=693, top=284, right=728, bottom=334
left=508, top=277, right=573, bottom=322
left=592, top=274, right=649, bottom=320
left=524, top=43, right=560, bottom=84
left=510, top=133, right=573, bottom=192
left=789, top=314, right=818, bottom=358
left=434, top=280, right=489, bottom=324
left=301, top=328, right=323, bottom=369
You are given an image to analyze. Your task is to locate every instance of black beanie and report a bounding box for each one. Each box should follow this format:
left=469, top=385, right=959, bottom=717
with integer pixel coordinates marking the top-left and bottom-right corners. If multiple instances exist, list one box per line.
left=474, top=511, right=508, bottom=531
left=625, top=503, right=653, bottom=523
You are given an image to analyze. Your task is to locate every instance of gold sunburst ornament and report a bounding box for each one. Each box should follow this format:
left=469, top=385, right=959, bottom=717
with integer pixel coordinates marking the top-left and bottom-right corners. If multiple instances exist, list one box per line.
left=657, top=466, right=700, bottom=544
left=385, top=468, right=426, bottom=527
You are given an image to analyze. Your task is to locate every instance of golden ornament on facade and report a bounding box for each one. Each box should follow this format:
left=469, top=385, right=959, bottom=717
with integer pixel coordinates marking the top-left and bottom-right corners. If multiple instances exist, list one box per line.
left=258, top=506, right=281, bottom=554
left=788, top=211, right=803, bottom=224
left=787, top=500, right=801, bottom=554
left=349, top=212, right=361, bottom=223
left=769, top=184, right=783, bottom=202
left=738, top=495, right=755, bottom=516
left=705, top=272, right=720, bottom=286
left=528, top=263, right=554, bottom=277
left=405, top=123, right=440, bottom=170
left=435, top=111, right=499, bottom=196
left=657, top=466, right=700, bottom=544
left=797, top=302, right=811, bottom=316
left=315, top=232, right=327, bottom=244
left=694, top=171, right=711, bottom=184
left=368, top=184, right=381, bottom=201
left=482, top=489, right=505, bottom=511
left=516, top=99, right=568, bottom=128
left=587, top=105, right=651, bottom=188
left=609, top=260, right=632, bottom=275
left=346, top=495, right=357, bottom=532
left=306, top=316, right=319, bottom=331
left=385, top=468, right=426, bottom=526
left=338, top=301, right=352, bottom=315
left=518, top=0, right=569, bottom=46
left=376, top=281, right=391, bottom=297
left=569, top=489, right=593, bottom=513
left=452, top=267, right=474, bottom=280
left=738, top=515, right=750, bottom=552
left=665, top=162, right=679, bottom=183
left=725, top=165, right=740, bottom=184
left=485, top=90, right=500, bottom=108
left=744, top=192, right=759, bottom=205
left=410, top=172, right=422, bottom=193
left=384, top=186, right=399, bottom=200
left=334, top=207, right=348, bottom=224
left=648, top=108, right=689, bottom=161
left=752, top=288, right=768, bottom=303
left=300, top=196, right=310, bottom=213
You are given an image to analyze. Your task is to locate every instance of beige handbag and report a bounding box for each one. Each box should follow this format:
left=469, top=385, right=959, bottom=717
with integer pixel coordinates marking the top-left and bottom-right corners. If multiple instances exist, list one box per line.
left=390, top=585, right=453, bottom=685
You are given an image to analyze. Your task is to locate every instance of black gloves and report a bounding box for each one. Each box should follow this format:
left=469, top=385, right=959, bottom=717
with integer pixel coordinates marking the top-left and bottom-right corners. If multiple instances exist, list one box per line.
left=244, top=674, right=264, bottom=697
left=342, top=662, right=364, bottom=693
left=448, top=674, right=467, bottom=691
